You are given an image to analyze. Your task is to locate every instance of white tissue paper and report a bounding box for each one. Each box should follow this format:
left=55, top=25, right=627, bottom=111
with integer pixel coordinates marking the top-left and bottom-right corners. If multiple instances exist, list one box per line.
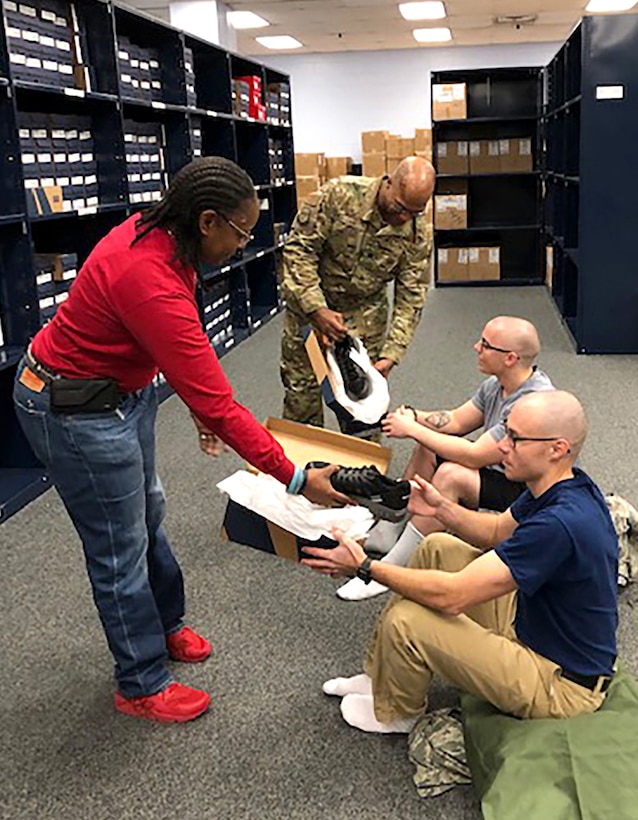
left=217, top=470, right=375, bottom=542
left=326, top=337, right=390, bottom=424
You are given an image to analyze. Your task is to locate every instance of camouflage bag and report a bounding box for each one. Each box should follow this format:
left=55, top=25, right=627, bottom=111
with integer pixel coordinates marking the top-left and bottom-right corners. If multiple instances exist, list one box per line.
left=408, top=707, right=472, bottom=799
left=604, top=494, right=638, bottom=587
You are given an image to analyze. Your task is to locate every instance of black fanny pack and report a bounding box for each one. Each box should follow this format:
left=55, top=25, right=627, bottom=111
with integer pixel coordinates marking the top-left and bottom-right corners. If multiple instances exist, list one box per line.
left=50, top=377, right=120, bottom=414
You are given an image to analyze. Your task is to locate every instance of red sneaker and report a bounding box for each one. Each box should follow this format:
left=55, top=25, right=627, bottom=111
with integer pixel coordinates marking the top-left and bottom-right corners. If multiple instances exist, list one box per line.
left=166, top=626, right=212, bottom=663
left=114, top=682, right=211, bottom=723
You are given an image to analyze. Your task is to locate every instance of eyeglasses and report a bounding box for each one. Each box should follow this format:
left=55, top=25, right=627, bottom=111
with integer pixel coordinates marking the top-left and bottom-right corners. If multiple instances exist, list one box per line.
left=219, top=213, right=254, bottom=246
left=503, top=424, right=565, bottom=449
left=478, top=337, right=514, bottom=354
left=389, top=199, right=426, bottom=218
left=384, top=179, right=426, bottom=217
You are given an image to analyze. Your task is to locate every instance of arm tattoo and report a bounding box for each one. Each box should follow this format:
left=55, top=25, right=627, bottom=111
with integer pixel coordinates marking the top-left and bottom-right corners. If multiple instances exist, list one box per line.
left=425, top=411, right=452, bottom=430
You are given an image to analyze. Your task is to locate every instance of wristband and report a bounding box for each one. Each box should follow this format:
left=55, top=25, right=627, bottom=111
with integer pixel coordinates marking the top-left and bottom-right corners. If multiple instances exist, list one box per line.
left=286, top=466, right=307, bottom=495
left=404, top=405, right=418, bottom=423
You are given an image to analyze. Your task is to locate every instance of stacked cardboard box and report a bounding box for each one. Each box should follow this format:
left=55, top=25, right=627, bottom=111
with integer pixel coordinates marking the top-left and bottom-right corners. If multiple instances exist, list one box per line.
left=415, top=128, right=433, bottom=161
left=436, top=141, right=469, bottom=174
left=361, top=130, right=387, bottom=177
left=432, top=83, right=467, bottom=121
left=325, top=156, right=353, bottom=179
left=5, top=0, right=90, bottom=92
left=438, top=247, right=500, bottom=282
left=33, top=252, right=78, bottom=325
left=467, top=138, right=533, bottom=174
left=361, top=128, right=432, bottom=177
left=233, top=75, right=266, bottom=120
left=434, top=194, right=468, bottom=230
left=499, top=138, right=533, bottom=172
left=19, top=111, right=99, bottom=216
left=266, top=82, right=291, bottom=125
left=294, top=152, right=326, bottom=204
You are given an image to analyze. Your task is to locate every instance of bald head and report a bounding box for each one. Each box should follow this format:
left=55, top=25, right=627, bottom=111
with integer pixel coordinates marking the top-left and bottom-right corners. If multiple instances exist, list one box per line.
left=391, top=156, right=436, bottom=211
left=484, top=316, right=540, bottom=361
left=512, top=390, right=588, bottom=458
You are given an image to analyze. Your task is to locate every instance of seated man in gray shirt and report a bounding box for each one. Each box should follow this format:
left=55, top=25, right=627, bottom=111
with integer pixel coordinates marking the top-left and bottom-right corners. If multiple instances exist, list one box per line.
left=338, top=315, right=554, bottom=601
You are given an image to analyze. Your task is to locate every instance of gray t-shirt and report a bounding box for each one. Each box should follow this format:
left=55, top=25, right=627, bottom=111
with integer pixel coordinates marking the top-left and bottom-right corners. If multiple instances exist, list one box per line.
left=471, top=368, right=554, bottom=473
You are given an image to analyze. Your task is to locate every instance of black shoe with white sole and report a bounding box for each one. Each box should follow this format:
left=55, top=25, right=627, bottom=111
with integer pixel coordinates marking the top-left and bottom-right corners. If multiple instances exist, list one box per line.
left=307, top=462, right=411, bottom=522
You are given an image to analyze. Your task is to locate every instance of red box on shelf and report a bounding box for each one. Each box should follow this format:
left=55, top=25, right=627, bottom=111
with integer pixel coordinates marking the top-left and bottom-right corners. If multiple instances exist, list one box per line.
left=249, top=102, right=267, bottom=121
left=236, top=75, right=262, bottom=95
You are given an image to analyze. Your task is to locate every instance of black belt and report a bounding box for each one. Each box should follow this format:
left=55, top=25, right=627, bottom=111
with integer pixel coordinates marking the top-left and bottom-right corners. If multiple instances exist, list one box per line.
left=561, top=668, right=613, bottom=693
left=25, top=347, right=59, bottom=384
left=25, top=347, right=142, bottom=401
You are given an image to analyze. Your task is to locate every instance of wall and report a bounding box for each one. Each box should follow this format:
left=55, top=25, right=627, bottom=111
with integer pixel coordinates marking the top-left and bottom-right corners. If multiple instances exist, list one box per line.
left=259, top=43, right=561, bottom=160
left=168, top=0, right=237, bottom=51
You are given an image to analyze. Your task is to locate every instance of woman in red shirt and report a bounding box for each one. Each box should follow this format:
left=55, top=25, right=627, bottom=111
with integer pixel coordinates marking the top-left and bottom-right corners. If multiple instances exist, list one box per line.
left=14, top=157, right=346, bottom=723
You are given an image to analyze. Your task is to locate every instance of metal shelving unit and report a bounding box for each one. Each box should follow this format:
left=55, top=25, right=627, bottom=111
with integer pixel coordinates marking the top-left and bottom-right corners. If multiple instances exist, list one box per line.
left=431, top=67, right=544, bottom=286
left=544, top=14, right=638, bottom=353
left=0, top=0, right=296, bottom=522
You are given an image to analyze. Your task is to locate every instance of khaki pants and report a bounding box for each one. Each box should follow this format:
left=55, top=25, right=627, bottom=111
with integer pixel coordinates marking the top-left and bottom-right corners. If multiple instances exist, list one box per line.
left=364, top=533, right=606, bottom=723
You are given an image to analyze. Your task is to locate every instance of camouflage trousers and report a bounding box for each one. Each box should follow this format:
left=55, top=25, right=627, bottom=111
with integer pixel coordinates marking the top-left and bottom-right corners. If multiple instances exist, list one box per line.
left=280, top=301, right=388, bottom=427
left=365, top=533, right=606, bottom=722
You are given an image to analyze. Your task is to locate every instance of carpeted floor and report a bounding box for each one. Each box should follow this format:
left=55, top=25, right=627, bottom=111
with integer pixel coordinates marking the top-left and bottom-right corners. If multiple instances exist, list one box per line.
left=2, top=285, right=638, bottom=820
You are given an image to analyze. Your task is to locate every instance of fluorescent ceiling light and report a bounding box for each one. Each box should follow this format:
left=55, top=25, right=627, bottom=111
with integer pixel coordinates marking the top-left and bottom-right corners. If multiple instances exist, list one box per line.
left=586, top=0, right=636, bottom=9
left=256, top=35, right=303, bottom=49
left=400, top=2, right=446, bottom=20
left=227, top=11, right=269, bottom=29
left=413, top=26, right=452, bottom=42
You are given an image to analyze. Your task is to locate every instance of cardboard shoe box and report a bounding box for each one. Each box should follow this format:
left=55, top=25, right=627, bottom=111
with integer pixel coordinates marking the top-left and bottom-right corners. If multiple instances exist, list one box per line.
left=296, top=176, right=321, bottom=204
left=387, top=137, right=415, bottom=159
left=468, top=247, right=500, bottom=281
left=304, top=329, right=385, bottom=438
left=469, top=140, right=500, bottom=174
left=222, top=417, right=392, bottom=562
left=436, top=141, right=468, bottom=175
left=325, top=156, right=352, bottom=178
left=361, top=130, right=388, bottom=153
left=362, top=152, right=386, bottom=177
left=434, top=194, right=468, bottom=230
left=500, top=138, right=533, bottom=173
left=415, top=128, right=432, bottom=154
left=437, top=247, right=468, bottom=282
left=294, top=152, right=325, bottom=179
left=432, top=83, right=467, bottom=121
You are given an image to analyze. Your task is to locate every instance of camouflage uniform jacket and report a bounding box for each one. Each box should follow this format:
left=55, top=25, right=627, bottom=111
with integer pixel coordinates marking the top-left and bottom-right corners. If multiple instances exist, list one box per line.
left=282, top=175, right=433, bottom=364
left=605, top=494, right=638, bottom=586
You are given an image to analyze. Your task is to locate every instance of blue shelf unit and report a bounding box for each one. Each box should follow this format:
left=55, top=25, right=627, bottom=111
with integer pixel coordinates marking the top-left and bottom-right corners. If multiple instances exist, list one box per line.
left=0, top=0, right=296, bottom=523
left=544, top=14, right=638, bottom=353
left=431, top=67, right=545, bottom=287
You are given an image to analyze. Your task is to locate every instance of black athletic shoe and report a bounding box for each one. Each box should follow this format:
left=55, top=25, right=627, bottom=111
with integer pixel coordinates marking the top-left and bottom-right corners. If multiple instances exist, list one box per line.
left=306, top=462, right=411, bottom=522
left=333, top=336, right=372, bottom=402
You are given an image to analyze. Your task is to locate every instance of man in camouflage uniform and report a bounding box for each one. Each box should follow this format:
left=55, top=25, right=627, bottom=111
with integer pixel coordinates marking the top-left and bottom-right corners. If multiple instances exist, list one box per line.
left=281, top=156, right=436, bottom=426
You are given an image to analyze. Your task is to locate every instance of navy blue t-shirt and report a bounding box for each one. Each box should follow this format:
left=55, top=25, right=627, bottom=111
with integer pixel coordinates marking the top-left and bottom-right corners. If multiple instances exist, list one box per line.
left=495, top=469, right=618, bottom=677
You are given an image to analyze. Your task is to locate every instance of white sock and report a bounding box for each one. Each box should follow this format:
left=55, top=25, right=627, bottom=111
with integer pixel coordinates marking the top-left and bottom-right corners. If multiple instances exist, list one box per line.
left=378, top=521, right=425, bottom=567
left=336, top=577, right=389, bottom=601
left=322, top=673, right=372, bottom=698
left=340, top=694, right=418, bottom=734
left=364, top=519, right=407, bottom=554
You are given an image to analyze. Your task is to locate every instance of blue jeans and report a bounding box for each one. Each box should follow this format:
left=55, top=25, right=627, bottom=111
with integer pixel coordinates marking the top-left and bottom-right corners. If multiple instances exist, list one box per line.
left=14, top=360, right=184, bottom=697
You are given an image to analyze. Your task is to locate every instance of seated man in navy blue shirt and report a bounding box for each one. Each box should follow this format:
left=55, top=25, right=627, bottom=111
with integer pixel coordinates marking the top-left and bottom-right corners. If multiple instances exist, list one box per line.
left=303, top=390, right=619, bottom=733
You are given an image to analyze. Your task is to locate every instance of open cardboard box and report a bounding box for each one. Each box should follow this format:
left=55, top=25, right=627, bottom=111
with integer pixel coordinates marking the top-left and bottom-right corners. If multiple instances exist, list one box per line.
left=304, top=329, right=383, bottom=438
left=221, top=417, right=391, bottom=562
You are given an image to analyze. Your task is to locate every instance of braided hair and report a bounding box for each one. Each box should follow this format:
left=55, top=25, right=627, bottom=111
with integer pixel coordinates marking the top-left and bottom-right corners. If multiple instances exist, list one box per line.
left=134, top=156, right=256, bottom=268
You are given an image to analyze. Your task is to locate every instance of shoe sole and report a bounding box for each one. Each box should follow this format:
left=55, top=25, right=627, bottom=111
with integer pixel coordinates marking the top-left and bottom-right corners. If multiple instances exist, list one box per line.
left=167, top=649, right=212, bottom=663
left=114, top=695, right=211, bottom=723
left=350, top=495, right=409, bottom=523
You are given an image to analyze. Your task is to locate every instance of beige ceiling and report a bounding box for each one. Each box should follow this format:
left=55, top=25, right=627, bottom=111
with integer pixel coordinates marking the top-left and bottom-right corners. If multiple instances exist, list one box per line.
left=128, top=0, right=638, bottom=54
